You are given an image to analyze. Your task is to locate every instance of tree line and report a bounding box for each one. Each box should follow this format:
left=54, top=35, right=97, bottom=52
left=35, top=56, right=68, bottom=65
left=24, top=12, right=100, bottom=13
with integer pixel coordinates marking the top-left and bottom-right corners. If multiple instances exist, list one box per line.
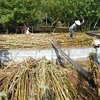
left=0, top=0, right=99, bottom=33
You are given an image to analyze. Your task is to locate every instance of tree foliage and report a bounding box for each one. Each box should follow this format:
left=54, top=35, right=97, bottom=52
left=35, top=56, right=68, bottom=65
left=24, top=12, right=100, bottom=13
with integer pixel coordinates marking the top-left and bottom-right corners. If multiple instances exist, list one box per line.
left=0, top=0, right=99, bottom=33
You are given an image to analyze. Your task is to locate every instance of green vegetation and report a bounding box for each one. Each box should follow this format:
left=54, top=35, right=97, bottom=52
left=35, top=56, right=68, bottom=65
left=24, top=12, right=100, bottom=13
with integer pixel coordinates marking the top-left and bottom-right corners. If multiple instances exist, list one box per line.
left=0, top=0, right=99, bottom=33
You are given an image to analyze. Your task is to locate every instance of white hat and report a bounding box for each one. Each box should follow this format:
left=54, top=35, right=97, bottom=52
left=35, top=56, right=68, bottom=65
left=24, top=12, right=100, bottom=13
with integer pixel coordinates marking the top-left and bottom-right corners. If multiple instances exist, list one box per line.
left=75, top=20, right=81, bottom=26
left=92, top=39, right=100, bottom=46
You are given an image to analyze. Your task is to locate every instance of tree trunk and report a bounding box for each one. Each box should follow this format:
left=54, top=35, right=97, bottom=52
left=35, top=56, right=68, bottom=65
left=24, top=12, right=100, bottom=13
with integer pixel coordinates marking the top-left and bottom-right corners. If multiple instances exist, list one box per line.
left=21, top=22, right=27, bottom=34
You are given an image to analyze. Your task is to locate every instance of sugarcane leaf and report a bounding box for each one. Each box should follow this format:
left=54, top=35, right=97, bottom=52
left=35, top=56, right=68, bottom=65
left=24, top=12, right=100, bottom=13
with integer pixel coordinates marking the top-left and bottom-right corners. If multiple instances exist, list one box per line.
left=29, top=98, right=35, bottom=100
left=21, top=65, right=28, bottom=70
left=38, top=84, right=49, bottom=89
left=0, top=92, right=8, bottom=98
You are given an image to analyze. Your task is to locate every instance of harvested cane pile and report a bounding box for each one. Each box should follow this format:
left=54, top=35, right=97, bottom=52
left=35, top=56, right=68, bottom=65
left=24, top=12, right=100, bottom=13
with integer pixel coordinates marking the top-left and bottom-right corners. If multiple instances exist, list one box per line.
left=0, top=33, right=93, bottom=49
left=0, top=57, right=99, bottom=100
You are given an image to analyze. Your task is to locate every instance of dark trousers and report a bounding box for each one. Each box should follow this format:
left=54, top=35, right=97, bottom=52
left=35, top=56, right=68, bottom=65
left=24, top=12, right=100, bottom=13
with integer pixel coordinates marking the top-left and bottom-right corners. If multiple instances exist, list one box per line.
left=69, top=28, right=74, bottom=39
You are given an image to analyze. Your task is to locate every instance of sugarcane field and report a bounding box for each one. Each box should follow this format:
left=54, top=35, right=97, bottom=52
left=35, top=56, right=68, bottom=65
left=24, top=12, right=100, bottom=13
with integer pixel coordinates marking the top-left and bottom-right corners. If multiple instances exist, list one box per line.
left=0, top=0, right=100, bottom=100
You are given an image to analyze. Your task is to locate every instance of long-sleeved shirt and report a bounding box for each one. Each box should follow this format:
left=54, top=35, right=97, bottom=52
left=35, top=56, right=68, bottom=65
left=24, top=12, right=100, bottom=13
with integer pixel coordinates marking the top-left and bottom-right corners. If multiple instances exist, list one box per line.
left=94, top=48, right=100, bottom=64
left=69, top=23, right=78, bottom=30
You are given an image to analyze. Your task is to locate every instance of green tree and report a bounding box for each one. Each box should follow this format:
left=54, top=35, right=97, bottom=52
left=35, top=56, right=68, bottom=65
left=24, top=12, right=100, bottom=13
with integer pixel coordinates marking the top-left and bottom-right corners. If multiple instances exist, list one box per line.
left=0, top=0, right=99, bottom=33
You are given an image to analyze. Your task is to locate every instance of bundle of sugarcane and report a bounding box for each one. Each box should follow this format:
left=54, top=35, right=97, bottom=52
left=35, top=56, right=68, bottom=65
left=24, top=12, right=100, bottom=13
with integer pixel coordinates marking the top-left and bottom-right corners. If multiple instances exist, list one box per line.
left=88, top=52, right=100, bottom=96
left=0, top=57, right=79, bottom=100
left=0, top=57, right=98, bottom=100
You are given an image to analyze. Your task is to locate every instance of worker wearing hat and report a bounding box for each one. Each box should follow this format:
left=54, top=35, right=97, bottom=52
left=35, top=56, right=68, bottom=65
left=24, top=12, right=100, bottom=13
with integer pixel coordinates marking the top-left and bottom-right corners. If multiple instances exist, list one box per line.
left=69, top=19, right=84, bottom=39
left=92, top=39, right=100, bottom=64
left=92, top=39, right=100, bottom=96
left=26, top=27, right=30, bottom=34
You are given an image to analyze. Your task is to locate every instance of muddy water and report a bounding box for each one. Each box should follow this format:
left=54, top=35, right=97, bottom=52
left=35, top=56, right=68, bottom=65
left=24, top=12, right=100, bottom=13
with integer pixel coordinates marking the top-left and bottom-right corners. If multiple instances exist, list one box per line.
left=0, top=47, right=95, bottom=63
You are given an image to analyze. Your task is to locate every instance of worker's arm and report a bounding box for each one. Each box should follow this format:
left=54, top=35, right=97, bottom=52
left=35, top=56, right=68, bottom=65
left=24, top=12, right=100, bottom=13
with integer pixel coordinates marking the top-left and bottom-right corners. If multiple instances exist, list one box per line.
left=96, top=51, right=100, bottom=65
left=81, top=15, right=84, bottom=24
left=81, top=19, right=84, bottom=24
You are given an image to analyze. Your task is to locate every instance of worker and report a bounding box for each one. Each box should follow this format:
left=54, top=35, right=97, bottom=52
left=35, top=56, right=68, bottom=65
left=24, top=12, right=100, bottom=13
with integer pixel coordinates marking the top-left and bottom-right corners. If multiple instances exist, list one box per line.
left=92, top=39, right=100, bottom=65
left=26, top=27, right=30, bottom=34
left=92, top=39, right=100, bottom=96
left=69, top=18, right=84, bottom=39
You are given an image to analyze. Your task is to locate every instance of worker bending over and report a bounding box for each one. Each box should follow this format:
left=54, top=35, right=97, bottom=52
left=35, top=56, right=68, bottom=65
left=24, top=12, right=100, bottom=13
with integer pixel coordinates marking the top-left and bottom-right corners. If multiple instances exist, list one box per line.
left=69, top=17, right=84, bottom=39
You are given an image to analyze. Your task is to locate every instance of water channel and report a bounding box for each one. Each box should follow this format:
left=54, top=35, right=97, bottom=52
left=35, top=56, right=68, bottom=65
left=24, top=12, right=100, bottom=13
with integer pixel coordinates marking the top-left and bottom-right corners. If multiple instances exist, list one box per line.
left=0, top=47, right=95, bottom=63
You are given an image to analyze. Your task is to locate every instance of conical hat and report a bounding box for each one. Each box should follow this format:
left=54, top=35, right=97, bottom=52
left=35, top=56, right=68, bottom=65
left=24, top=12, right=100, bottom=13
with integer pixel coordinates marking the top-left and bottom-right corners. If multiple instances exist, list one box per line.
left=75, top=20, right=81, bottom=26
left=92, top=39, right=100, bottom=46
